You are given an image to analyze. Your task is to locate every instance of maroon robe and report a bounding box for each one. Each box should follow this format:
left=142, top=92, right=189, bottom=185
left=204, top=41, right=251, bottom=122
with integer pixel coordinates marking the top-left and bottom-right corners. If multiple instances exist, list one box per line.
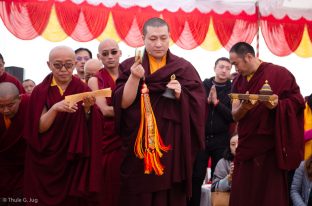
left=230, top=62, right=305, bottom=206
left=95, top=68, right=122, bottom=206
left=23, top=74, right=101, bottom=206
left=0, top=95, right=29, bottom=198
left=113, top=50, right=206, bottom=206
left=0, top=72, right=25, bottom=94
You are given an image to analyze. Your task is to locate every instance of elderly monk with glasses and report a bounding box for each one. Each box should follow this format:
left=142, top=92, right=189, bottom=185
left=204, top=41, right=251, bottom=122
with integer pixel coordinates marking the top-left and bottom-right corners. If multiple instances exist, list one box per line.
left=23, top=46, right=101, bottom=206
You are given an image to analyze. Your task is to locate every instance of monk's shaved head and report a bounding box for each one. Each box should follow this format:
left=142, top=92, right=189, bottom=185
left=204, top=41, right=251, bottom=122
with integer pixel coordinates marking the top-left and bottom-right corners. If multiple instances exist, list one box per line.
left=84, top=59, right=102, bottom=72
left=49, top=46, right=75, bottom=61
left=0, top=82, right=19, bottom=98
left=97, top=38, right=121, bottom=70
left=98, top=39, right=119, bottom=53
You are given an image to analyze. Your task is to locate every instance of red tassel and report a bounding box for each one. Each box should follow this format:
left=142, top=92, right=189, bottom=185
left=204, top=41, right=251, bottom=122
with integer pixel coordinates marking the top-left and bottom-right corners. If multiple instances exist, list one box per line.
left=134, top=82, right=171, bottom=176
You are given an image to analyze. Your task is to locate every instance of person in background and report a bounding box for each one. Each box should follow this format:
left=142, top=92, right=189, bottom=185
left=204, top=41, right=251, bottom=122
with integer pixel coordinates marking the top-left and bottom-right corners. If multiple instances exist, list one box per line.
left=84, top=59, right=102, bottom=84
left=0, top=82, right=29, bottom=206
left=211, top=133, right=238, bottom=192
left=190, top=57, right=233, bottom=206
left=88, top=38, right=122, bottom=206
left=74, top=48, right=92, bottom=82
left=112, top=17, right=206, bottom=206
left=229, top=42, right=304, bottom=206
left=0, top=53, right=25, bottom=94
left=22, top=79, right=36, bottom=94
left=291, top=155, right=312, bottom=206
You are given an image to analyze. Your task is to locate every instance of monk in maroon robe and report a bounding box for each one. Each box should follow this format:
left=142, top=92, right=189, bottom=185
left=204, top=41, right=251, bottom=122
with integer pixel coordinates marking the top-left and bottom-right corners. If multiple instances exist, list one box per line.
left=88, top=39, right=123, bottom=206
left=23, top=46, right=100, bottom=206
left=0, top=82, right=28, bottom=205
left=0, top=53, right=25, bottom=94
left=113, top=18, right=206, bottom=206
left=229, top=42, right=304, bottom=206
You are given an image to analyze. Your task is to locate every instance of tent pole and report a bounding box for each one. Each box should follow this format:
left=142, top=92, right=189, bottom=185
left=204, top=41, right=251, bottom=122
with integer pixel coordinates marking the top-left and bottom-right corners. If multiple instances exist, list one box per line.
left=256, top=1, right=260, bottom=58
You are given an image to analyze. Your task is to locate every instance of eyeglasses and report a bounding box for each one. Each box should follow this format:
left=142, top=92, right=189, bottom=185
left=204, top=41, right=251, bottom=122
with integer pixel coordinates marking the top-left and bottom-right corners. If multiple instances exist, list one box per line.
left=101, top=50, right=119, bottom=57
left=53, top=63, right=74, bottom=70
left=76, top=56, right=90, bottom=62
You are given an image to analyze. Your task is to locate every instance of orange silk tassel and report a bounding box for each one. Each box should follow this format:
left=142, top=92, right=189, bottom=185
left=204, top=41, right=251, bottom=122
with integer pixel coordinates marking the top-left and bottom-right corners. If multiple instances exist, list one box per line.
left=134, top=82, right=171, bottom=175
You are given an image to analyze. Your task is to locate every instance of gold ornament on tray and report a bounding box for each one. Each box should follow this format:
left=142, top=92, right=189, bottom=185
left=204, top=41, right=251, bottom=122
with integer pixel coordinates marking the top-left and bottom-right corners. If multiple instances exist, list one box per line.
left=228, top=80, right=277, bottom=106
left=259, top=80, right=273, bottom=95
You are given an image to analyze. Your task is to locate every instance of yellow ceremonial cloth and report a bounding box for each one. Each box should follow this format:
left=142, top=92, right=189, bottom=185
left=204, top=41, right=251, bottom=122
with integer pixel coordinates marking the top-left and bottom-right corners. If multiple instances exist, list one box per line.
left=148, top=54, right=166, bottom=74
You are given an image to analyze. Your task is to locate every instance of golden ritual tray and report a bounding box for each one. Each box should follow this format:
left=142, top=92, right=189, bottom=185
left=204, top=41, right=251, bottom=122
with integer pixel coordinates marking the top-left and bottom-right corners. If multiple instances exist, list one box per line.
left=228, top=80, right=276, bottom=105
left=228, top=93, right=276, bottom=105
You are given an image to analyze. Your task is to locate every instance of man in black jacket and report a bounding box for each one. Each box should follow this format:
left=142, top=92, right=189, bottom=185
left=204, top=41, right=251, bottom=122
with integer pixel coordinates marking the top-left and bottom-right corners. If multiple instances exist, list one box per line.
left=189, top=57, right=234, bottom=206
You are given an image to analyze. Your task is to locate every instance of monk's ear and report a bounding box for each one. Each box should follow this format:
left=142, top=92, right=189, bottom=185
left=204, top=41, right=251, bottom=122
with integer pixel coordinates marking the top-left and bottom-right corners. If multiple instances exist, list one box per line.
left=246, top=53, right=254, bottom=62
left=47, top=61, right=52, bottom=71
left=97, top=53, right=100, bottom=60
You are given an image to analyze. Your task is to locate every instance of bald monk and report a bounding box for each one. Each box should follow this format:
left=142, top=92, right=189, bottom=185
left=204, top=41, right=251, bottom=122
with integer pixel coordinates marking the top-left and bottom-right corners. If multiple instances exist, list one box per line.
left=23, top=46, right=100, bottom=206
left=0, top=53, right=25, bottom=94
left=87, top=39, right=122, bottom=206
left=0, top=82, right=28, bottom=206
left=84, top=59, right=102, bottom=84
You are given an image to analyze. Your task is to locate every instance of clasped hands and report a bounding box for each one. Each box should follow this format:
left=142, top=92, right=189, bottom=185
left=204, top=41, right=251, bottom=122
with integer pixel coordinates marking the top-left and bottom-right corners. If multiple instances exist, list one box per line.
left=207, top=85, right=218, bottom=105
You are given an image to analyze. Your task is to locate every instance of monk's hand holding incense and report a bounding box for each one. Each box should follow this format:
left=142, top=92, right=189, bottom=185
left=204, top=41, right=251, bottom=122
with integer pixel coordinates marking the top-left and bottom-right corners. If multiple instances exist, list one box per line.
left=130, top=59, right=145, bottom=80
left=166, top=79, right=182, bottom=100
left=263, top=94, right=278, bottom=110
left=122, top=59, right=145, bottom=109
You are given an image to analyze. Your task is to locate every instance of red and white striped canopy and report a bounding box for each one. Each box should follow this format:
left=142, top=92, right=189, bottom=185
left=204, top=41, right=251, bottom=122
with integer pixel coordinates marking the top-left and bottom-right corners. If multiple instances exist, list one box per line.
left=1, top=0, right=312, bottom=57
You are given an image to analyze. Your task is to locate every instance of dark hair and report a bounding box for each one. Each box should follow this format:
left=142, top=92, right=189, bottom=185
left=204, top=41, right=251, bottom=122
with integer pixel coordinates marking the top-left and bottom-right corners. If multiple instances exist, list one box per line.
left=214, top=57, right=231, bottom=67
left=0, top=53, right=4, bottom=62
left=229, top=42, right=255, bottom=58
left=305, top=155, right=312, bottom=181
left=223, top=132, right=238, bottom=161
left=74, top=48, right=92, bottom=58
left=143, top=17, right=169, bottom=36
